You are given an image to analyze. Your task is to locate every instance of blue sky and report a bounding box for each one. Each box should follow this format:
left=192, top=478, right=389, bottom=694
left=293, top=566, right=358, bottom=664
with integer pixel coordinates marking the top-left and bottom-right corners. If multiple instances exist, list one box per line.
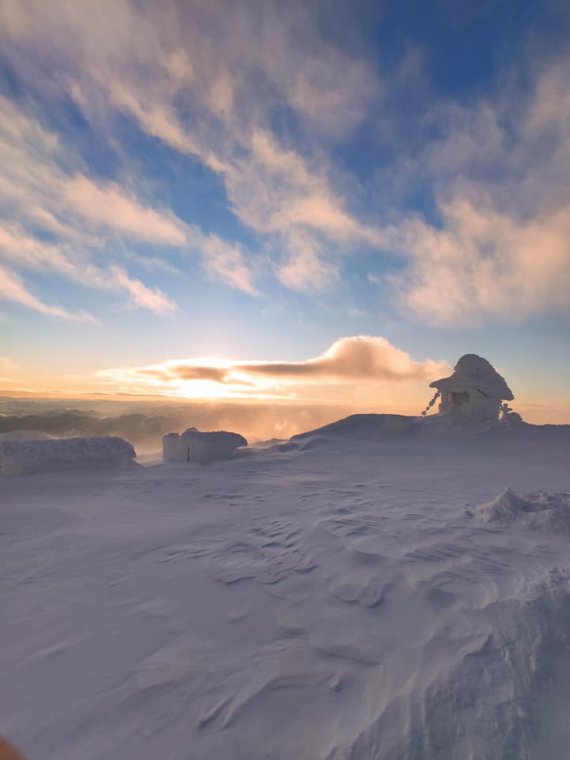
left=0, top=0, right=569, bottom=421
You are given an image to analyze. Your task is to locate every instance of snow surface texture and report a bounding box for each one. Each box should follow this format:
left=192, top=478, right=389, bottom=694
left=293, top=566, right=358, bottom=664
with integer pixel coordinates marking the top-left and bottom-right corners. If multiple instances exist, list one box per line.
left=0, top=436, right=136, bottom=476
left=1, top=418, right=570, bottom=759
left=475, top=488, right=570, bottom=532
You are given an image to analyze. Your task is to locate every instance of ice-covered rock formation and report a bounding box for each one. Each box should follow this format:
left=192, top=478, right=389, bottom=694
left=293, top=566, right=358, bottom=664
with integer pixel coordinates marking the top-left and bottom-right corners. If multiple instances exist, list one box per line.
left=163, top=427, right=247, bottom=464
left=0, top=436, right=136, bottom=476
left=427, top=354, right=515, bottom=422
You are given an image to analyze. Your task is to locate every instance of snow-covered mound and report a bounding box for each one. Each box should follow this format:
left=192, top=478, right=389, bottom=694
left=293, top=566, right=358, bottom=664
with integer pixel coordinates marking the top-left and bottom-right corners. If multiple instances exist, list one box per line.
left=0, top=436, right=136, bottom=476
left=291, top=413, right=570, bottom=448
left=292, top=413, right=415, bottom=443
left=477, top=488, right=570, bottom=532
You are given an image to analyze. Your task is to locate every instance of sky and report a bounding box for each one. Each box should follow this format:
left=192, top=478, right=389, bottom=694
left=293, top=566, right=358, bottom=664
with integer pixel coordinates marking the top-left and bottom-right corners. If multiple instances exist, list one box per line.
left=0, top=0, right=569, bottom=424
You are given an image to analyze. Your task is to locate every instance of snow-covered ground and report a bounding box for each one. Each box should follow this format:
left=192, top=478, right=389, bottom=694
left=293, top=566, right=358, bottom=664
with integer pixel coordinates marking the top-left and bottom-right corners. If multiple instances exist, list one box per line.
left=1, top=420, right=570, bottom=759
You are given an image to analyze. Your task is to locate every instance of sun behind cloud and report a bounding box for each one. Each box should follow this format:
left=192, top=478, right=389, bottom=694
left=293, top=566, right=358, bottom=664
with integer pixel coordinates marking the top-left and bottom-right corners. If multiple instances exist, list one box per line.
left=98, top=336, right=449, bottom=405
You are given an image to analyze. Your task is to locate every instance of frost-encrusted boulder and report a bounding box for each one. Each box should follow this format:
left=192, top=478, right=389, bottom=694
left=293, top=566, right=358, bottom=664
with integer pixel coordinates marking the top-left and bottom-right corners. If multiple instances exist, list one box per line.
left=0, top=436, right=136, bottom=476
left=163, top=427, right=247, bottom=464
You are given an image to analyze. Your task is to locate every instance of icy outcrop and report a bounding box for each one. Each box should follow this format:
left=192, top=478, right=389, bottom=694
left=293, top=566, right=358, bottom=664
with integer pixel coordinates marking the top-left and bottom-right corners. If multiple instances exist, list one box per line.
left=0, top=436, right=136, bottom=476
left=163, top=427, right=247, bottom=464
left=477, top=488, right=570, bottom=532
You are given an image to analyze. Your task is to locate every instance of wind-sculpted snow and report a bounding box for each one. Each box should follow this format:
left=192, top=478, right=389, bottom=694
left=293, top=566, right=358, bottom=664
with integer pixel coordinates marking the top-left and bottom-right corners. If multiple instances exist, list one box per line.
left=475, top=488, right=570, bottom=532
left=0, top=436, right=136, bottom=475
left=291, top=413, right=416, bottom=441
left=1, top=431, right=569, bottom=759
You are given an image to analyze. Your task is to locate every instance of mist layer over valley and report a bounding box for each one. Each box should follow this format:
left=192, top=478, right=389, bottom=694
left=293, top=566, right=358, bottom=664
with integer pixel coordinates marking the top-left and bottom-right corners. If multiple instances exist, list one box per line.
left=0, top=397, right=353, bottom=452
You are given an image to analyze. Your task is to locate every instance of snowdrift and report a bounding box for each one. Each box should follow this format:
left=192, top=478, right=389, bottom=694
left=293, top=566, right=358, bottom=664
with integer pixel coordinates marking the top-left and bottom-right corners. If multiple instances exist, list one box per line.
left=476, top=488, right=570, bottom=532
left=290, top=413, right=415, bottom=446
left=328, top=564, right=570, bottom=760
left=290, top=413, right=570, bottom=449
left=0, top=436, right=136, bottom=476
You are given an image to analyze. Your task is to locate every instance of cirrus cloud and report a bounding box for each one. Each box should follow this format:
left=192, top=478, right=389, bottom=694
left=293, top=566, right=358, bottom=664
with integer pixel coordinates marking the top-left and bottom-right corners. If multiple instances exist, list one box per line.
left=0, top=94, right=256, bottom=317
left=0, top=0, right=382, bottom=297
left=0, top=264, right=95, bottom=321
left=1, top=0, right=569, bottom=325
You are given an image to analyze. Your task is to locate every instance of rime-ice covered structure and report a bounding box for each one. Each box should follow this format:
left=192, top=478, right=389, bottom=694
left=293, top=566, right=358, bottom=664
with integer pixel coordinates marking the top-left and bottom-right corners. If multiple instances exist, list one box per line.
left=427, top=354, right=514, bottom=422
left=0, top=436, right=136, bottom=476
left=163, top=427, right=247, bottom=464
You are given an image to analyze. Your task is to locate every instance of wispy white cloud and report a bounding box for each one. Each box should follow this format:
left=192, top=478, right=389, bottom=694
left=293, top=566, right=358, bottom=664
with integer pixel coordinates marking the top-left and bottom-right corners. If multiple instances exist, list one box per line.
left=0, top=220, right=177, bottom=316
left=391, top=200, right=570, bottom=323
left=110, top=266, right=176, bottom=314
left=1, top=0, right=569, bottom=324
left=63, top=176, right=188, bottom=246
left=0, top=223, right=75, bottom=275
left=198, top=234, right=258, bottom=296
left=382, top=56, right=570, bottom=323
left=0, top=0, right=382, bottom=295
left=0, top=93, right=255, bottom=316
left=0, top=264, right=95, bottom=321
left=0, top=94, right=182, bottom=315
left=276, top=230, right=338, bottom=292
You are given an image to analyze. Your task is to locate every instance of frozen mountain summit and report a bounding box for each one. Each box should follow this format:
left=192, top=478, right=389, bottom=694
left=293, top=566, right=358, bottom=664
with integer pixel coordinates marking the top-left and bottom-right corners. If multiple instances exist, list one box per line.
left=291, top=354, right=522, bottom=448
